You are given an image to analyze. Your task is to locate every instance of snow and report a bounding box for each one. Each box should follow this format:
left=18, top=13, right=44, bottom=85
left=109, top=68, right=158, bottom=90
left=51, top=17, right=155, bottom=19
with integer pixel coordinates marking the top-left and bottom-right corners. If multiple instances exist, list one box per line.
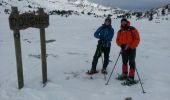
left=0, top=12, right=170, bottom=100
left=0, top=0, right=125, bottom=18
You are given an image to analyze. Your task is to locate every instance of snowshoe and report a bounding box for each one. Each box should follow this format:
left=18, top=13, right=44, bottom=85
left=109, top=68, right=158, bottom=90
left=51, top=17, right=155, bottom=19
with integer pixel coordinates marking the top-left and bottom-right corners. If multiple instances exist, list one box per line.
left=101, top=69, right=108, bottom=74
left=86, top=70, right=98, bottom=75
left=125, top=97, right=132, bottom=100
left=121, top=78, right=139, bottom=86
left=116, top=73, right=128, bottom=81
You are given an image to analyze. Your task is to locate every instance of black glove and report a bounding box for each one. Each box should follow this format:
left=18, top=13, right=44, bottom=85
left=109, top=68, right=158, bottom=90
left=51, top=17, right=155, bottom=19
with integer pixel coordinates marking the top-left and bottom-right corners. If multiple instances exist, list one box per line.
left=98, top=40, right=103, bottom=45
left=99, top=36, right=105, bottom=41
left=121, top=44, right=126, bottom=50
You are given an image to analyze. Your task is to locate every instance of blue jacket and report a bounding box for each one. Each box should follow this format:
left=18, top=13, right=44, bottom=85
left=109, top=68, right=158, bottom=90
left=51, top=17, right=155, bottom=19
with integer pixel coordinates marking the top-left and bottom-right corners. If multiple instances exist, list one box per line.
left=94, top=24, right=114, bottom=47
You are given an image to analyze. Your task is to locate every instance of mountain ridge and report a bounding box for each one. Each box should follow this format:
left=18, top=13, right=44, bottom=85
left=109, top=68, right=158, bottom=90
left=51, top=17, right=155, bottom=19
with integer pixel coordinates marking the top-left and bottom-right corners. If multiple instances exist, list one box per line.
left=0, top=0, right=127, bottom=18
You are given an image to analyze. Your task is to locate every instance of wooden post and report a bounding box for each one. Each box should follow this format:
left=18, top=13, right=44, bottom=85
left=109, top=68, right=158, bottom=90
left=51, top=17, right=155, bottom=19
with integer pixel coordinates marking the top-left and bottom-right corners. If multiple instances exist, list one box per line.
left=39, top=8, right=47, bottom=84
left=14, top=30, right=24, bottom=89
left=11, top=7, right=24, bottom=89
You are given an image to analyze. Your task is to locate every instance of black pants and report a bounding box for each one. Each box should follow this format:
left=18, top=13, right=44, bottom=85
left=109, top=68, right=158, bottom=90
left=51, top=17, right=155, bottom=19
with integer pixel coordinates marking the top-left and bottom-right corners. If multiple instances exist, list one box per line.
left=91, top=44, right=110, bottom=71
left=122, top=49, right=136, bottom=70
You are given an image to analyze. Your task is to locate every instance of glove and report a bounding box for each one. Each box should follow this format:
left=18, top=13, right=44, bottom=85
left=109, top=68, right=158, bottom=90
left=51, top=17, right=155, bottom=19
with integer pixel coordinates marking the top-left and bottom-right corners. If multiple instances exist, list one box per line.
left=98, top=40, right=103, bottom=45
left=99, top=36, right=105, bottom=40
left=121, top=44, right=126, bottom=50
left=121, top=44, right=129, bottom=50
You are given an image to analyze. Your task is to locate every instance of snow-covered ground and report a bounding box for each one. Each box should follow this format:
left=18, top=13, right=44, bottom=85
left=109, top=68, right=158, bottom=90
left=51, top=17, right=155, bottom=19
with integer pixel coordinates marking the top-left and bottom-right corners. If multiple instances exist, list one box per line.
left=0, top=13, right=170, bottom=100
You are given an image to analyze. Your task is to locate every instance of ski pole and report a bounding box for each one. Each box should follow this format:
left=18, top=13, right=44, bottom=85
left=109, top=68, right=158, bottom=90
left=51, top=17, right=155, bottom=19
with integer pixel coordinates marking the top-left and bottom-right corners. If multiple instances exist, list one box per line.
left=99, top=47, right=106, bottom=80
left=99, top=47, right=104, bottom=65
left=135, top=66, right=146, bottom=93
left=105, top=51, right=121, bottom=85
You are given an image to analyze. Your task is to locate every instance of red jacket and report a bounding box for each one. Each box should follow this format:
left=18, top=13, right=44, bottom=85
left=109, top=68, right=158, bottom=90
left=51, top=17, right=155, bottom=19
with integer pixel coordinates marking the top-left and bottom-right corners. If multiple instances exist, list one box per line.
left=116, top=26, right=140, bottom=49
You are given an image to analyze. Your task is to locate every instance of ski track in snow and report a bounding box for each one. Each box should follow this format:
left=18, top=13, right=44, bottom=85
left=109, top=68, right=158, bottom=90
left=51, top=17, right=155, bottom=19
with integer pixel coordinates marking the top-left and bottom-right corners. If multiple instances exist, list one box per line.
left=0, top=14, right=170, bottom=100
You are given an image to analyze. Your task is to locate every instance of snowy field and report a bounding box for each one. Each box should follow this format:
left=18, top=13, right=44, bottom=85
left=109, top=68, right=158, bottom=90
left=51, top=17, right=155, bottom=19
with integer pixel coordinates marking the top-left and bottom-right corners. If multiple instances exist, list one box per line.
left=0, top=14, right=170, bottom=100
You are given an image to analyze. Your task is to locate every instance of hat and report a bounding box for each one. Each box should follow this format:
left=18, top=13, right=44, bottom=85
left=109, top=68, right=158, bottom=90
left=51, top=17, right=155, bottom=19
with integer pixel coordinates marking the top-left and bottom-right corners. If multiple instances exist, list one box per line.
left=121, top=18, right=128, bottom=22
left=105, top=17, right=111, bottom=23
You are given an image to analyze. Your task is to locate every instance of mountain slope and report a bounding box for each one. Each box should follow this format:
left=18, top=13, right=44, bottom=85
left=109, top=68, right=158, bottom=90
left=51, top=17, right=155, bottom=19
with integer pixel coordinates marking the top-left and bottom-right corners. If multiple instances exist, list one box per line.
left=0, top=0, right=126, bottom=18
left=144, top=4, right=170, bottom=20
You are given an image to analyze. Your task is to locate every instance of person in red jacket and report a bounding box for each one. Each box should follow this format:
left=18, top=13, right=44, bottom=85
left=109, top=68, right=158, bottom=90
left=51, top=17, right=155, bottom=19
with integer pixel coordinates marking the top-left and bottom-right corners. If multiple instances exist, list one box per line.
left=116, top=18, right=140, bottom=83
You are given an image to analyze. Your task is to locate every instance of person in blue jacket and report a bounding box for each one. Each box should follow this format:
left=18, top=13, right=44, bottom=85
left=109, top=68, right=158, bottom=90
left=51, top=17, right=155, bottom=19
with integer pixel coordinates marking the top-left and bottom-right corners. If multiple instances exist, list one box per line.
left=87, top=17, right=114, bottom=75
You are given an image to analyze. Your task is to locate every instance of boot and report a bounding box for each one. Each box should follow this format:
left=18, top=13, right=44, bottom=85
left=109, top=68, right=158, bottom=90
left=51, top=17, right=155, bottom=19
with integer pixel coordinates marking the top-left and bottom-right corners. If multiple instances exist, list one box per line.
left=123, top=77, right=138, bottom=86
left=117, top=73, right=128, bottom=80
left=86, top=69, right=98, bottom=75
left=101, top=68, right=107, bottom=74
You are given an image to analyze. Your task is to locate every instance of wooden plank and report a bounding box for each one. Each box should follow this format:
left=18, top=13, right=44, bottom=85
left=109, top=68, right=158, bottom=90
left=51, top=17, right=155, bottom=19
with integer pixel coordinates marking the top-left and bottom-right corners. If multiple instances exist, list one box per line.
left=39, top=8, right=48, bottom=84
left=9, top=7, right=49, bottom=30
left=40, top=28, right=47, bottom=84
left=14, top=30, right=24, bottom=89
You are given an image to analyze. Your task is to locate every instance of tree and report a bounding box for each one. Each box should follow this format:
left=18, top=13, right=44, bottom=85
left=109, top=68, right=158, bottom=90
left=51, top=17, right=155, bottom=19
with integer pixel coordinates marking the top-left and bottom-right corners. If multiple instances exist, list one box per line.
left=108, top=14, right=112, bottom=17
left=87, top=12, right=92, bottom=15
left=136, top=12, right=143, bottom=19
left=81, top=11, right=84, bottom=14
left=122, top=12, right=131, bottom=19
left=162, top=8, right=165, bottom=16
left=28, top=5, right=32, bottom=8
left=4, top=9, right=10, bottom=14
left=149, top=12, right=153, bottom=21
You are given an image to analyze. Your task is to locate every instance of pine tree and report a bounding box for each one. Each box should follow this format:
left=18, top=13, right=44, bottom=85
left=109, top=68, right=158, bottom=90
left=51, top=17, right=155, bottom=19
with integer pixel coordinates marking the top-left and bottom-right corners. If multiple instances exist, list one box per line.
left=149, top=12, right=153, bottom=21
left=136, top=12, right=143, bottom=19
left=162, top=9, right=165, bottom=16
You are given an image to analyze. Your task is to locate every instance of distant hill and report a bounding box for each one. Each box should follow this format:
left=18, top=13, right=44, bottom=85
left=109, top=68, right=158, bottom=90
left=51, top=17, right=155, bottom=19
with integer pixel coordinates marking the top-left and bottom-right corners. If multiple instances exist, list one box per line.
left=0, top=0, right=128, bottom=18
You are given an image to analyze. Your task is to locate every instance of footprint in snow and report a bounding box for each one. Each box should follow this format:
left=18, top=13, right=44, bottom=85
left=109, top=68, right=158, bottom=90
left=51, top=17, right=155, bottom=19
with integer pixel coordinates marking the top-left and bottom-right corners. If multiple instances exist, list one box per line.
left=28, top=54, right=59, bottom=59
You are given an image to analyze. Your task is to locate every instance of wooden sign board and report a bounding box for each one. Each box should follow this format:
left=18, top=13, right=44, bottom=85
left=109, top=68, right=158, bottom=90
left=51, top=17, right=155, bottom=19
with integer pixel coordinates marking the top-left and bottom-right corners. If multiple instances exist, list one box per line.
left=9, top=8, right=49, bottom=30
left=9, top=7, right=49, bottom=89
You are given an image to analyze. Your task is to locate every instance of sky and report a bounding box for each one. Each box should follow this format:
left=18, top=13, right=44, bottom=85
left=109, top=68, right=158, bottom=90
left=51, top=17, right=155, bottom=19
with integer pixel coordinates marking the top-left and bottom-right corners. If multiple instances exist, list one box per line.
left=89, top=0, right=170, bottom=11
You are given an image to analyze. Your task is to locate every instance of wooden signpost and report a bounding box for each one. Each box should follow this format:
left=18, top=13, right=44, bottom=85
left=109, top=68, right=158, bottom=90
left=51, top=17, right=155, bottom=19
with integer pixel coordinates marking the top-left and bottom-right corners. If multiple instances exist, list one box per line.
left=9, top=7, right=49, bottom=89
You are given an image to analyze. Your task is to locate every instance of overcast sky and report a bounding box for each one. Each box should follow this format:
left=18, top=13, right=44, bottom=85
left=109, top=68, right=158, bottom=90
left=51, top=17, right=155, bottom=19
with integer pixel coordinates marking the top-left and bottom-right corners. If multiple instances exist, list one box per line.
left=89, top=0, right=170, bottom=11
